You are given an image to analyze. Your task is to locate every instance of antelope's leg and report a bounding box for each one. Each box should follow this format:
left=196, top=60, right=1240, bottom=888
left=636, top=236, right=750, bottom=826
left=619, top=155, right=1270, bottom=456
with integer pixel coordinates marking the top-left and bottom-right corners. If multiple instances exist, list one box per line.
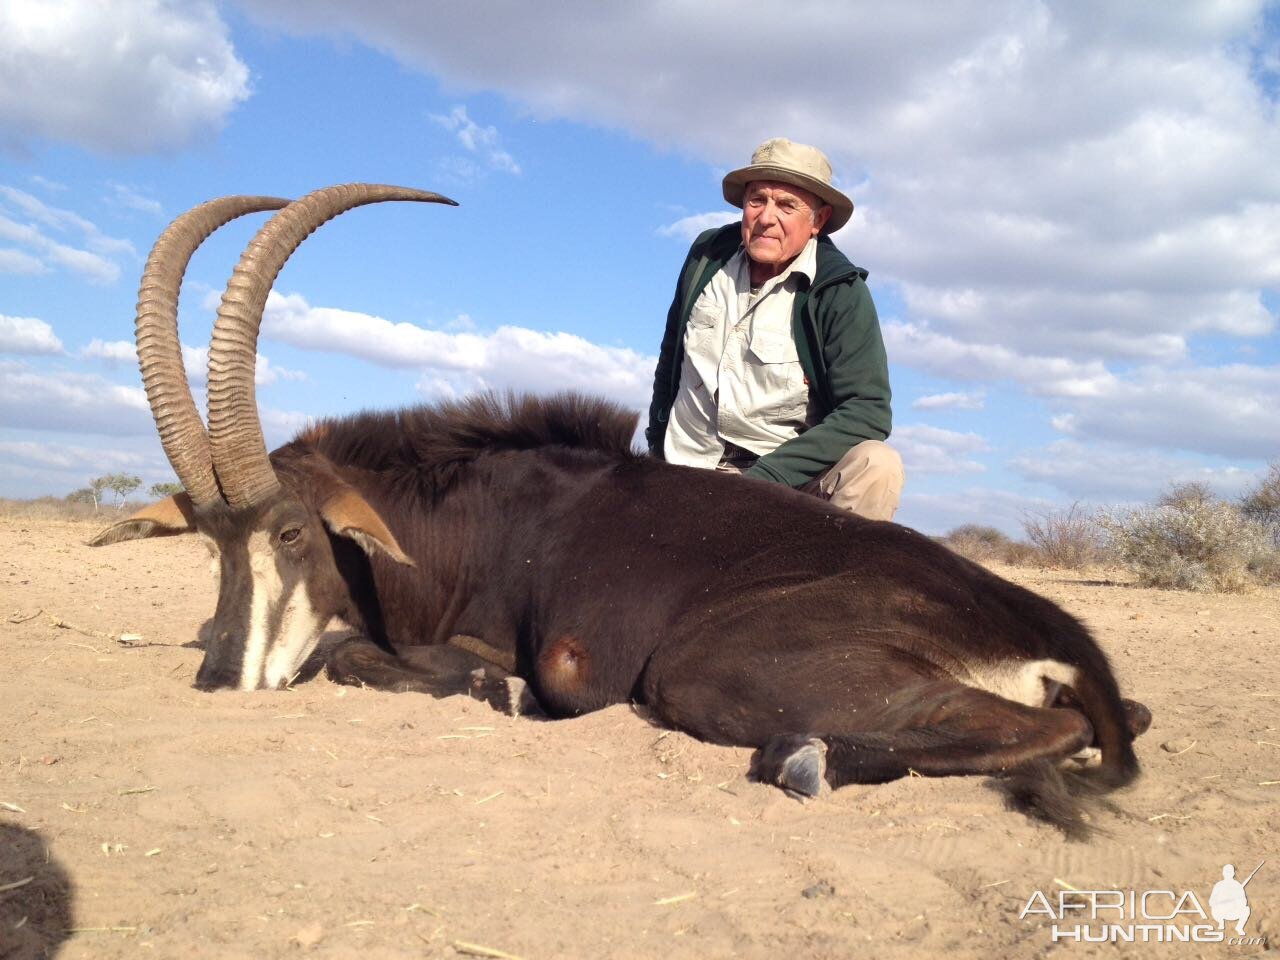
left=756, top=683, right=1093, bottom=794
left=326, top=636, right=538, bottom=714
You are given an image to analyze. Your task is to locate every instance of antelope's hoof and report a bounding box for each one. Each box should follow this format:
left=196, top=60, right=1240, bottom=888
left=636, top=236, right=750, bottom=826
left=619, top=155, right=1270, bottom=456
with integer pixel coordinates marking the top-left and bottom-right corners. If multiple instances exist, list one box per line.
left=1066, top=745, right=1102, bottom=768
left=470, top=671, right=543, bottom=717
left=757, top=735, right=828, bottom=798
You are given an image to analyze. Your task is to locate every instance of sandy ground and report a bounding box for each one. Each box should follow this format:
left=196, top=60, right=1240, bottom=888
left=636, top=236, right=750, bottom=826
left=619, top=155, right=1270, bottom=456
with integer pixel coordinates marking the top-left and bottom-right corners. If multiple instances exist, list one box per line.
left=0, top=513, right=1277, bottom=960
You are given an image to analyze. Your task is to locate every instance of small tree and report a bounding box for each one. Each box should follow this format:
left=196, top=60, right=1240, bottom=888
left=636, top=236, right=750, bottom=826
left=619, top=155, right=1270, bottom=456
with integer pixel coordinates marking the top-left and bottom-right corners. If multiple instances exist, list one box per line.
left=105, top=473, right=142, bottom=511
left=1021, top=503, right=1100, bottom=570
left=66, top=487, right=96, bottom=505
left=1240, top=461, right=1280, bottom=545
left=149, top=481, right=183, bottom=499
left=88, top=475, right=111, bottom=512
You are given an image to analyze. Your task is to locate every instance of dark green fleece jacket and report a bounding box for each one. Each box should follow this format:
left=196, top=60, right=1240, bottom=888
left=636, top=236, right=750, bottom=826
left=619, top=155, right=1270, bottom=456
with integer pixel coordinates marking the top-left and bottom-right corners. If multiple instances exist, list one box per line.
left=646, top=223, right=892, bottom=487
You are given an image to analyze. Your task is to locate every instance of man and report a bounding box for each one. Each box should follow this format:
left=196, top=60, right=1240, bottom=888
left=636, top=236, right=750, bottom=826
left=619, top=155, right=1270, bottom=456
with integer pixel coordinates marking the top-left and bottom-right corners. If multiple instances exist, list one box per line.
left=647, top=138, right=903, bottom=520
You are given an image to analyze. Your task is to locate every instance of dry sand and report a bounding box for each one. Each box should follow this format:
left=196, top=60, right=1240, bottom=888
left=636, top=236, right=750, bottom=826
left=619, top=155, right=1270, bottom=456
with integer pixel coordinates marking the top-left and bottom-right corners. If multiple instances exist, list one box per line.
left=1, top=513, right=1277, bottom=959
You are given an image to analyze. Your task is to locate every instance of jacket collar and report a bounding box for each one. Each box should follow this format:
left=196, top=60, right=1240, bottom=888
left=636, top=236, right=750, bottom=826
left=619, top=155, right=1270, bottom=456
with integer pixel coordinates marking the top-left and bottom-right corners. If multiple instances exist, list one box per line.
left=701, top=223, right=866, bottom=291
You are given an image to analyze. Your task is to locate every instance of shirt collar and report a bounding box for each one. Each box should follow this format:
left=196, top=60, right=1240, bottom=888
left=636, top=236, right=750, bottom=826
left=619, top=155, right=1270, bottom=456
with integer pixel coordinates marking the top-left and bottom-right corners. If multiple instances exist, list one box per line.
left=732, top=236, right=819, bottom=292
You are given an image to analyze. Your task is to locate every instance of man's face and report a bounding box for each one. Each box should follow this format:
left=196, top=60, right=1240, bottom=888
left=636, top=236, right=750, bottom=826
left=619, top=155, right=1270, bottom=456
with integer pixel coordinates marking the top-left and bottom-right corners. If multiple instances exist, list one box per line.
left=741, top=180, right=831, bottom=271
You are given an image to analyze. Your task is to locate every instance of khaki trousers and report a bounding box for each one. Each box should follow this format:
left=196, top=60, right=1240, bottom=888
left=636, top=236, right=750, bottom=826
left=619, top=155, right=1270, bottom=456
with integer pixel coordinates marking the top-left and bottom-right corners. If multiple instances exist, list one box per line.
left=717, top=440, right=904, bottom=521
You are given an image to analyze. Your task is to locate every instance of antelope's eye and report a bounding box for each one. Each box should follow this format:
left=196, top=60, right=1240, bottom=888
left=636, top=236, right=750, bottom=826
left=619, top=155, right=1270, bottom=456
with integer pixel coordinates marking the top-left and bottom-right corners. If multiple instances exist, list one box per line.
left=279, top=527, right=302, bottom=545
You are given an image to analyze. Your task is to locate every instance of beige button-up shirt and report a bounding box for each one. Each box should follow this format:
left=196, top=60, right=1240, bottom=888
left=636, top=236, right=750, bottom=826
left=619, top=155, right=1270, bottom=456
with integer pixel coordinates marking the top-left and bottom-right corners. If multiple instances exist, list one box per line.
left=663, top=238, right=816, bottom=468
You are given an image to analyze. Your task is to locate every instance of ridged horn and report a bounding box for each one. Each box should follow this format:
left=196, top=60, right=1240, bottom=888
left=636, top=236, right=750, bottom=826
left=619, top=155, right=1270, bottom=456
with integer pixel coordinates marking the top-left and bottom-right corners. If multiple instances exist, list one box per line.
left=206, top=184, right=458, bottom=508
left=137, top=196, right=291, bottom=506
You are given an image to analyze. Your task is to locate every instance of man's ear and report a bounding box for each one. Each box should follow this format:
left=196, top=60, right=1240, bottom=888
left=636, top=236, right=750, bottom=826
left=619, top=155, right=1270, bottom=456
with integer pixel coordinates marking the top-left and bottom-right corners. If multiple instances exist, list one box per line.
left=319, top=487, right=414, bottom=567
left=88, top=493, right=197, bottom=546
left=811, top=203, right=832, bottom=236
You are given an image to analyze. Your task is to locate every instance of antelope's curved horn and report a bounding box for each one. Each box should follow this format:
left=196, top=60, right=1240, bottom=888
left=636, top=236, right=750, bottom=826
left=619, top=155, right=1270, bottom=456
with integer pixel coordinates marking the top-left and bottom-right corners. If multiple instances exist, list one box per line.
left=206, top=184, right=458, bottom=508
left=137, top=196, right=291, bottom=506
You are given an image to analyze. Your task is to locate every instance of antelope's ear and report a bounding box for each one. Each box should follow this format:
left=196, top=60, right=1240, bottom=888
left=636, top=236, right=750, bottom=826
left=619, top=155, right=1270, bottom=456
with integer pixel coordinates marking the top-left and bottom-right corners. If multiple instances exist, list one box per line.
left=319, top=487, right=414, bottom=567
left=88, top=493, right=197, bottom=546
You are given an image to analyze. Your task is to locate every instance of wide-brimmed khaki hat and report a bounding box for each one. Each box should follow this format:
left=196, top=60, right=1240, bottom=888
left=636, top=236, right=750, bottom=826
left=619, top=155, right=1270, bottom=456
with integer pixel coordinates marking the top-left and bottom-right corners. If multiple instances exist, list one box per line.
left=722, top=138, right=853, bottom=233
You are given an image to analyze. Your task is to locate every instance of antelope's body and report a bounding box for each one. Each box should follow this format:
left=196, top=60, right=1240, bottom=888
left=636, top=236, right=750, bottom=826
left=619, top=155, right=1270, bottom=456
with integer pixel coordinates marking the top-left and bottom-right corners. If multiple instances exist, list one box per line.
left=93, top=185, right=1150, bottom=837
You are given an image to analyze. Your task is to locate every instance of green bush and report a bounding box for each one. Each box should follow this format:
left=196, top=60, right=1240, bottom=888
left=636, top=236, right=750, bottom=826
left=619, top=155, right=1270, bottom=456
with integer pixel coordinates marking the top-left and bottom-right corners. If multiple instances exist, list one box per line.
left=1099, top=486, right=1271, bottom=593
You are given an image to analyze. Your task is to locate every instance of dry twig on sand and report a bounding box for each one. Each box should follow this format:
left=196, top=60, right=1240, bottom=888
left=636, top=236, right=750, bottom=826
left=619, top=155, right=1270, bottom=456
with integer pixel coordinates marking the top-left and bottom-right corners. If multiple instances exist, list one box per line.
left=454, top=940, right=526, bottom=960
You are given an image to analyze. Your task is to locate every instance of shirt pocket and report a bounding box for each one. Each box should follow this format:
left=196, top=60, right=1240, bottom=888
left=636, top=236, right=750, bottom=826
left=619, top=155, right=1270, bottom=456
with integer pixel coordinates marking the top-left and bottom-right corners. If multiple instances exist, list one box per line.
left=682, top=299, right=724, bottom=371
left=686, top=302, right=727, bottom=343
left=747, top=329, right=808, bottom=419
left=686, top=299, right=722, bottom=332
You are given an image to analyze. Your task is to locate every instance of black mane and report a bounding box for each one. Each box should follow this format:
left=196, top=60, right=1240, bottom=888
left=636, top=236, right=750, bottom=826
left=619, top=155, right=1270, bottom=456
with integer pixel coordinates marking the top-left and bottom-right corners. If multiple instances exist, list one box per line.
left=291, top=392, right=642, bottom=480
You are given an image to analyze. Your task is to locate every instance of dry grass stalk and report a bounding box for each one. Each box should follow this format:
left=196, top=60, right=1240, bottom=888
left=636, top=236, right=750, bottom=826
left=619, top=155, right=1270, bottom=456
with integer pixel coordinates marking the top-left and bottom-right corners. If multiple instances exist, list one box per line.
left=454, top=940, right=526, bottom=960
left=654, top=892, right=697, bottom=905
left=65, top=926, right=138, bottom=934
left=50, top=616, right=112, bottom=640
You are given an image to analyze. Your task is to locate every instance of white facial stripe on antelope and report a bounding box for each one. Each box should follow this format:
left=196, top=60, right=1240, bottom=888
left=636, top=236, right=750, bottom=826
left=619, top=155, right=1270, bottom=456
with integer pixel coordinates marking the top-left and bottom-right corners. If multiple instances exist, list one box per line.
left=235, top=530, right=332, bottom=690
left=238, top=530, right=284, bottom=690
left=964, top=658, right=1079, bottom=708
left=261, top=581, right=327, bottom=690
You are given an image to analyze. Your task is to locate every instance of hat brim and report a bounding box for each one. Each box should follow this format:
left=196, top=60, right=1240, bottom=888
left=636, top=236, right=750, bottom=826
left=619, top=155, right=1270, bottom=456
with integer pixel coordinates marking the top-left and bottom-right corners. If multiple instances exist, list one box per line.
left=723, top=164, right=853, bottom=233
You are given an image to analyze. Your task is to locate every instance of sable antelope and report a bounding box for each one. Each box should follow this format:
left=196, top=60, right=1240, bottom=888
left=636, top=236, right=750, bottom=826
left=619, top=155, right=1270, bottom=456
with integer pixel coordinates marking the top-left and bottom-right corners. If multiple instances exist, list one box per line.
left=92, top=184, right=1150, bottom=836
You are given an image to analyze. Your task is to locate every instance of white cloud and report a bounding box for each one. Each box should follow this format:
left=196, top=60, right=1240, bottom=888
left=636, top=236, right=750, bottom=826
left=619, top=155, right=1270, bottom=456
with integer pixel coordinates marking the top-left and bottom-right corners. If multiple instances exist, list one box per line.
left=28, top=175, right=67, bottom=193
left=237, top=1, right=1280, bottom=429
left=0, top=186, right=135, bottom=283
left=656, top=211, right=739, bottom=242
left=0, top=187, right=133, bottom=255
left=889, top=318, right=1279, bottom=460
left=884, top=321, right=1118, bottom=398
left=0, top=215, right=121, bottom=284
left=912, top=391, right=985, bottom=411
left=892, top=423, right=989, bottom=475
left=0, top=359, right=151, bottom=435
left=430, top=105, right=521, bottom=174
left=1009, top=439, right=1263, bottom=503
left=0, top=436, right=178, bottom=498
left=259, top=406, right=312, bottom=449
left=262, top=290, right=654, bottom=409
left=0, top=314, right=64, bottom=355
left=107, top=183, right=164, bottom=217
left=0, top=358, right=310, bottom=488
left=0, top=0, right=250, bottom=154
left=1043, top=363, right=1280, bottom=461
left=0, top=248, right=45, bottom=275
left=0, top=439, right=152, bottom=472
left=81, top=338, right=137, bottom=364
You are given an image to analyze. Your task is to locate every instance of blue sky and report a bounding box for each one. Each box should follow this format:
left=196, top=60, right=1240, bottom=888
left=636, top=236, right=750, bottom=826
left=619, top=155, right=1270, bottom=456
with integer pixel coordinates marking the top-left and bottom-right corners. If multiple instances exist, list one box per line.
left=1, top=0, right=1278, bottom=535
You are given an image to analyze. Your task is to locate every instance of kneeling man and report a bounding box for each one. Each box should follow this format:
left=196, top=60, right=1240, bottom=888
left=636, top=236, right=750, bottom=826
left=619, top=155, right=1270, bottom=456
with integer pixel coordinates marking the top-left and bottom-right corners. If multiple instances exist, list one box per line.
left=647, top=138, right=903, bottom=520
